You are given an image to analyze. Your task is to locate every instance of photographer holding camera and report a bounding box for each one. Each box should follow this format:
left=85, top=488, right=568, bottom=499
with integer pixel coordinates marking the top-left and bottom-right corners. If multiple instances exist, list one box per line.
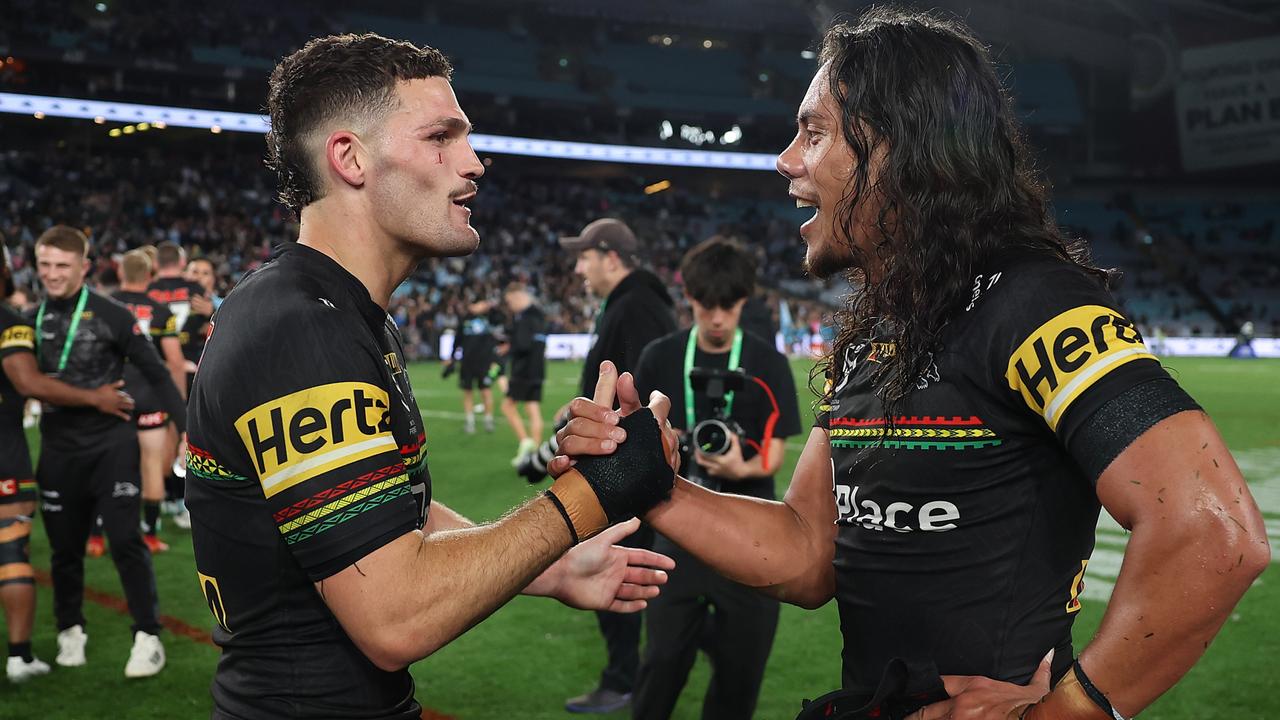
left=630, top=236, right=801, bottom=720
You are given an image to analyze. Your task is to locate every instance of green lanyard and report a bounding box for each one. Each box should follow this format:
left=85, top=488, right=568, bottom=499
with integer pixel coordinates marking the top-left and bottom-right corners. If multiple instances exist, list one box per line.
left=35, top=285, right=89, bottom=375
left=684, top=326, right=743, bottom=429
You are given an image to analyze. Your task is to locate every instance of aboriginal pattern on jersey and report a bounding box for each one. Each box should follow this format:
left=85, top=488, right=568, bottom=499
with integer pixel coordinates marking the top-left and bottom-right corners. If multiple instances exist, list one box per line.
left=271, top=461, right=410, bottom=546
left=400, top=432, right=427, bottom=476
left=186, top=444, right=249, bottom=483
left=829, top=415, right=1002, bottom=451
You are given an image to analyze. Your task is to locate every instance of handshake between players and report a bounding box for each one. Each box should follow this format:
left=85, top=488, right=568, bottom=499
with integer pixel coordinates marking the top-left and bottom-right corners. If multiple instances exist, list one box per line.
left=544, top=360, right=681, bottom=543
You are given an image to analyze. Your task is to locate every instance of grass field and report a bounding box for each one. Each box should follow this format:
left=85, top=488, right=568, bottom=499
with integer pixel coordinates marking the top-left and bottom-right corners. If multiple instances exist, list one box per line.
left=5, top=356, right=1279, bottom=719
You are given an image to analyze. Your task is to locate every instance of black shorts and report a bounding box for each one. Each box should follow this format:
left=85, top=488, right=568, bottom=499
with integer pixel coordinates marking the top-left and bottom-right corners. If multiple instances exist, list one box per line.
left=459, top=364, right=495, bottom=390
left=0, top=431, right=35, bottom=505
left=136, top=410, right=171, bottom=431
left=124, top=367, right=172, bottom=430
left=127, top=384, right=171, bottom=430
left=507, top=379, right=543, bottom=403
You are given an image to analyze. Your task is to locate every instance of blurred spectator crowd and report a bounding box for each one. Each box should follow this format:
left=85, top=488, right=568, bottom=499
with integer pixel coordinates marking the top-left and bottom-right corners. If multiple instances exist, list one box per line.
left=0, top=142, right=835, bottom=359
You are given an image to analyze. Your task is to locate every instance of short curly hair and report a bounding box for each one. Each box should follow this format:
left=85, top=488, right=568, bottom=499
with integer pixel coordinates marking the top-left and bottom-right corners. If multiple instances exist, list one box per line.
left=680, top=235, right=757, bottom=309
left=266, top=33, right=453, bottom=214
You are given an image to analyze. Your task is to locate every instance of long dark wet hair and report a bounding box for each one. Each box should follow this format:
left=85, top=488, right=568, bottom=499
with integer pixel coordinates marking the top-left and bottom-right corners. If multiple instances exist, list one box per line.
left=814, top=6, right=1108, bottom=422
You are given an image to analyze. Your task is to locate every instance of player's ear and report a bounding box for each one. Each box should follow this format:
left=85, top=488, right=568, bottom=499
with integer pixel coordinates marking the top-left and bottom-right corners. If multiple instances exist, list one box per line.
left=325, top=130, right=367, bottom=190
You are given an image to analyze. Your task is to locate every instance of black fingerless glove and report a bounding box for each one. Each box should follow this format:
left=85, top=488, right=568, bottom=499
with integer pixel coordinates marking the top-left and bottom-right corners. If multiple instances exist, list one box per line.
left=545, top=408, right=675, bottom=542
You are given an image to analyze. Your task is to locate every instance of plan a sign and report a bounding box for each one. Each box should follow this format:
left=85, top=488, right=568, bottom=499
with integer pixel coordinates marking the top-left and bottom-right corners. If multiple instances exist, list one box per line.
left=1176, top=35, right=1280, bottom=171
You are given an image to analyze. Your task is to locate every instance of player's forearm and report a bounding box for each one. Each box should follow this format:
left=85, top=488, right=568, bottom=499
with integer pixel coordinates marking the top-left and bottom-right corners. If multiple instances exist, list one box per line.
left=162, top=342, right=186, bottom=400
left=329, top=495, right=573, bottom=670
left=13, top=372, right=100, bottom=408
left=1079, top=509, right=1268, bottom=715
left=646, top=479, right=834, bottom=608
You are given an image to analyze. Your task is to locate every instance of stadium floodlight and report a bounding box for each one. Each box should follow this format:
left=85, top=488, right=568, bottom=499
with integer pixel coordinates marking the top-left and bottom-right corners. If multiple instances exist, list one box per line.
left=0, top=92, right=779, bottom=171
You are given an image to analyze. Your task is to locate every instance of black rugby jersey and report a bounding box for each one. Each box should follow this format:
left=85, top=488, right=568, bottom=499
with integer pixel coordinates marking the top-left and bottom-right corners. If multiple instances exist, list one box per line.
left=817, top=253, right=1174, bottom=693
left=454, top=309, right=499, bottom=372
left=146, top=276, right=210, bottom=364
left=32, top=288, right=183, bottom=449
left=0, top=304, right=36, bottom=496
left=508, top=305, right=547, bottom=382
left=112, top=289, right=179, bottom=417
left=186, top=242, right=430, bottom=720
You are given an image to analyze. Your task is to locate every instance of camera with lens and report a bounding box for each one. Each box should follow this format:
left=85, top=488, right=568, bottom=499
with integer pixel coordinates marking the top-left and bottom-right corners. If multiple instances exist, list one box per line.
left=688, top=367, right=750, bottom=458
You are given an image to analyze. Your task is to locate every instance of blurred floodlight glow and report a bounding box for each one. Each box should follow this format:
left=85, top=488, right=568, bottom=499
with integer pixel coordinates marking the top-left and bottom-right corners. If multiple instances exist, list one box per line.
left=0, top=92, right=778, bottom=171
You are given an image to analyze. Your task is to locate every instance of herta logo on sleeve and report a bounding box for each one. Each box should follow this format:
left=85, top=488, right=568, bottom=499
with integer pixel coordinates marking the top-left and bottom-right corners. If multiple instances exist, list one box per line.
left=1005, top=305, right=1155, bottom=430
left=0, top=324, right=35, bottom=350
left=235, top=382, right=397, bottom=498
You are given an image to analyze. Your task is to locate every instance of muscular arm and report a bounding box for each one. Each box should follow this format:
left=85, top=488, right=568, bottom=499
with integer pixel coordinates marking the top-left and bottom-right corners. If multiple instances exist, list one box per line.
left=1077, top=410, right=1268, bottom=716
left=317, top=495, right=573, bottom=671
left=158, top=335, right=186, bottom=401
left=2, top=352, right=131, bottom=420
left=647, top=427, right=837, bottom=608
left=124, top=328, right=186, bottom=432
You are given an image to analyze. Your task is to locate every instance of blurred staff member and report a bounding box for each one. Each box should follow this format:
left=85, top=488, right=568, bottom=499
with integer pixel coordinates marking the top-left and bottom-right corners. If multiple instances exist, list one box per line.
left=112, top=250, right=185, bottom=553
left=184, top=256, right=224, bottom=313
left=501, top=281, right=547, bottom=465
left=445, top=298, right=500, bottom=434
left=631, top=237, right=801, bottom=720
left=557, top=8, right=1270, bottom=720
left=33, top=226, right=185, bottom=679
left=560, top=218, right=677, bottom=714
left=1, top=242, right=134, bottom=682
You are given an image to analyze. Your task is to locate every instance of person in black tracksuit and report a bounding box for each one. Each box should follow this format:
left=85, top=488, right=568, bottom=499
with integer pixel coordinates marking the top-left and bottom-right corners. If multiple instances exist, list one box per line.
left=31, top=227, right=185, bottom=677
left=2, top=242, right=135, bottom=680
left=630, top=237, right=801, bottom=720
left=559, top=218, right=677, bottom=713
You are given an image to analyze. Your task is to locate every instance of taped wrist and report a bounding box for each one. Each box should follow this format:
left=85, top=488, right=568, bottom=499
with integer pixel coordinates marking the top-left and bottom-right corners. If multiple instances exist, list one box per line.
left=545, top=408, right=675, bottom=542
left=1018, top=661, right=1125, bottom=720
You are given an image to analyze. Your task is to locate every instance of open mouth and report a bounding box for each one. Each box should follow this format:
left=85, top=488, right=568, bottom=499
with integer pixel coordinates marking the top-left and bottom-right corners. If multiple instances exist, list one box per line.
left=451, top=192, right=475, bottom=208
left=790, top=193, right=820, bottom=236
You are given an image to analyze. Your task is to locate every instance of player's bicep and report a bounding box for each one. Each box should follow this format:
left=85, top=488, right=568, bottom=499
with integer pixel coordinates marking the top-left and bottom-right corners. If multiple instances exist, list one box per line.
left=313, top=529, right=424, bottom=669
left=1096, top=411, right=1259, bottom=540
left=782, top=428, right=838, bottom=546
left=776, top=427, right=837, bottom=603
left=1, top=349, right=40, bottom=396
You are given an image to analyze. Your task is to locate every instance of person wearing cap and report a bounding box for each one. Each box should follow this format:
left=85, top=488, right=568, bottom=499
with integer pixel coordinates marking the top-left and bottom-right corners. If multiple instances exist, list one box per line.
left=560, top=218, right=677, bottom=714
